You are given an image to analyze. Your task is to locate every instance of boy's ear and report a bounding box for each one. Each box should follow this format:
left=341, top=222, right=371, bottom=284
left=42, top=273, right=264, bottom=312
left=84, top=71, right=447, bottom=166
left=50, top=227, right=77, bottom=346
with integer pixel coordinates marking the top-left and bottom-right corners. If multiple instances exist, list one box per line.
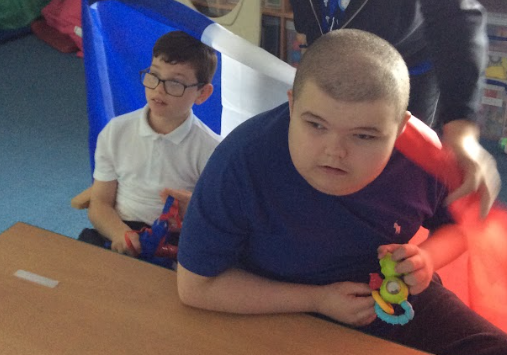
left=194, top=83, right=214, bottom=105
left=287, top=89, right=293, bottom=117
left=397, top=111, right=411, bottom=137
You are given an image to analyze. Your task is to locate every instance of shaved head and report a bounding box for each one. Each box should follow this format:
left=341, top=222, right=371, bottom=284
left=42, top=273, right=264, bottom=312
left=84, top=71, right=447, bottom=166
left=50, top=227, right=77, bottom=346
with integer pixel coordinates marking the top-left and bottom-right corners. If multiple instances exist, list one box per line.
left=292, top=29, right=410, bottom=120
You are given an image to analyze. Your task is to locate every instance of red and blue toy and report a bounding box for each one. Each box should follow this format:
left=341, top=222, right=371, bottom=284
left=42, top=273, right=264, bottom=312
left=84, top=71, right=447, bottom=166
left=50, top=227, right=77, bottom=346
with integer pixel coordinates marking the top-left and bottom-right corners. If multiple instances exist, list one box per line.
left=124, top=196, right=182, bottom=269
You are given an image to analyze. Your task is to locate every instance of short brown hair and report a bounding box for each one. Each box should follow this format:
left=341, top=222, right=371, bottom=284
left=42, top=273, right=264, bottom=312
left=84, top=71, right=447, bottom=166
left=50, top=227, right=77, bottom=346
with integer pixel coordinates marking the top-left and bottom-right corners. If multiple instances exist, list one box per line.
left=152, top=31, right=217, bottom=84
left=293, top=29, right=410, bottom=119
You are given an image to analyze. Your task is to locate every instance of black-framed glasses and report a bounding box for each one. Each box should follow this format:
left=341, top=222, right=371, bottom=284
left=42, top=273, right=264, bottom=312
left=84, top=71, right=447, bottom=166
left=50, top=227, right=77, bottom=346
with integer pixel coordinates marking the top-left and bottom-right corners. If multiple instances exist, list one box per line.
left=140, top=69, right=203, bottom=97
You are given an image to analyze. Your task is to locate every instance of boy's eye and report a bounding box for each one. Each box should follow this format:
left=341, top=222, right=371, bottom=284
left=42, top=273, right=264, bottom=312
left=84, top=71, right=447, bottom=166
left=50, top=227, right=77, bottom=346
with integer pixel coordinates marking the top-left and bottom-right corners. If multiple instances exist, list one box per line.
left=166, top=80, right=183, bottom=88
left=354, top=134, right=376, bottom=140
left=308, top=121, right=325, bottom=130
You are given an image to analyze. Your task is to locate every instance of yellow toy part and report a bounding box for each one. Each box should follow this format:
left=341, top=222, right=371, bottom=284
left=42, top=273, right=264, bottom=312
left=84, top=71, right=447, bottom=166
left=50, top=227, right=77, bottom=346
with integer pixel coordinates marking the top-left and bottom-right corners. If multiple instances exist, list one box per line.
left=372, top=290, right=394, bottom=315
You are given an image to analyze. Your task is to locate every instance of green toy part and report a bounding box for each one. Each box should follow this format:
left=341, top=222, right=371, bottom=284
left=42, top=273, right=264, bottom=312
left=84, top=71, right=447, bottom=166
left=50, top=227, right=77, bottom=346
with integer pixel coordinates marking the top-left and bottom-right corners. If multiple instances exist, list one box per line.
left=380, top=276, right=409, bottom=305
left=379, top=253, right=409, bottom=304
left=379, top=252, right=401, bottom=278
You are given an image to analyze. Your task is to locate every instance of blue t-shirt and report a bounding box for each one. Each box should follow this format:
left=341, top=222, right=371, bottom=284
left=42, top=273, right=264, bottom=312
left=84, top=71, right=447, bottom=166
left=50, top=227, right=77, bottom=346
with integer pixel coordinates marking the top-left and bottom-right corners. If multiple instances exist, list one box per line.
left=178, top=103, right=453, bottom=285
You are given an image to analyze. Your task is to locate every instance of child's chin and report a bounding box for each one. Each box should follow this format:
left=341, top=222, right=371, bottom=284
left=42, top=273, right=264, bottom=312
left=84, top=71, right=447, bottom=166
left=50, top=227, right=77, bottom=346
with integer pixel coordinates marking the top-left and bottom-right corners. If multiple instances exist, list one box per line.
left=149, top=105, right=168, bottom=117
left=311, top=181, right=365, bottom=197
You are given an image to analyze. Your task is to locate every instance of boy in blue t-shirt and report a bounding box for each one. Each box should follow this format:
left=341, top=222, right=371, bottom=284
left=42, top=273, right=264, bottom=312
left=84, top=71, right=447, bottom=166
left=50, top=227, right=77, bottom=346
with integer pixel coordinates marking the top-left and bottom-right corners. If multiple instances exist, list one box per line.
left=176, top=29, right=507, bottom=354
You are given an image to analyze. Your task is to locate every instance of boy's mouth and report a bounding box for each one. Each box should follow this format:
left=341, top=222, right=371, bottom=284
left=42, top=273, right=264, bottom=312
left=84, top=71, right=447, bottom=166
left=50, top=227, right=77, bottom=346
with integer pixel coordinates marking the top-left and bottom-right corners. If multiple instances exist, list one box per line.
left=320, top=165, right=347, bottom=175
left=152, top=98, right=167, bottom=106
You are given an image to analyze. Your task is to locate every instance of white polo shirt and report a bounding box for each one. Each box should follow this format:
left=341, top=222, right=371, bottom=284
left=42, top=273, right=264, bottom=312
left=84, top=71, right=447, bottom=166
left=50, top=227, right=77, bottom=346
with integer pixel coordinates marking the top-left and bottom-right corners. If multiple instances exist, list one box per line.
left=93, top=105, right=221, bottom=224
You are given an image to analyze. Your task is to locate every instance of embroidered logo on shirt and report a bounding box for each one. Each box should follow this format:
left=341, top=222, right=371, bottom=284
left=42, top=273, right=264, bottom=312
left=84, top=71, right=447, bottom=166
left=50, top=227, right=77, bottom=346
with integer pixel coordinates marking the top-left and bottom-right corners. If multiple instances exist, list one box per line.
left=393, top=222, right=401, bottom=235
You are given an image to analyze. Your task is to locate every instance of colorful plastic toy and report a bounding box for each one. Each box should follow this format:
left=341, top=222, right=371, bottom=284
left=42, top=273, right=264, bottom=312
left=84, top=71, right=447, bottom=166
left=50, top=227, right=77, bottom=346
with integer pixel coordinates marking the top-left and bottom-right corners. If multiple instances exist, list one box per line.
left=123, top=196, right=182, bottom=269
left=369, top=253, right=415, bottom=325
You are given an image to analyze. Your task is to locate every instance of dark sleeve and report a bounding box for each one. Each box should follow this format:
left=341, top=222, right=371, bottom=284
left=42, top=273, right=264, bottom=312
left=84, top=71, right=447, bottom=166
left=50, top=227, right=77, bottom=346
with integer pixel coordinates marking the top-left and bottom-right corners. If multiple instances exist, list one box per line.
left=422, top=178, right=455, bottom=232
left=419, top=0, right=488, bottom=124
left=289, top=0, right=315, bottom=35
left=177, top=139, right=250, bottom=277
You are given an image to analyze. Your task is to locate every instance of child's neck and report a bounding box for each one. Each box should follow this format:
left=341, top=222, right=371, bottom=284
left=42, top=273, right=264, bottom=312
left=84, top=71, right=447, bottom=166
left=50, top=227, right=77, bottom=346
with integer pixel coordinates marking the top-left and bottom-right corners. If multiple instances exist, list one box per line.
left=148, top=110, right=190, bottom=135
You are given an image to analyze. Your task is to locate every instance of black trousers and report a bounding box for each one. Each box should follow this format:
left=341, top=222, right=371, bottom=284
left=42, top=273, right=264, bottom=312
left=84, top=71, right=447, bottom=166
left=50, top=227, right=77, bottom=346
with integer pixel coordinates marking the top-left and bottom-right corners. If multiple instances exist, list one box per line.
left=78, top=221, right=149, bottom=248
left=358, top=275, right=507, bottom=355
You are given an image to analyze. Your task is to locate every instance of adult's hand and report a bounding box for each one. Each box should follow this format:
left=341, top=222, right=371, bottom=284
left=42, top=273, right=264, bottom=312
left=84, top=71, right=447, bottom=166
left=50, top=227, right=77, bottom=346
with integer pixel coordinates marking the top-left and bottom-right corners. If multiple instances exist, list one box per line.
left=442, top=120, right=501, bottom=218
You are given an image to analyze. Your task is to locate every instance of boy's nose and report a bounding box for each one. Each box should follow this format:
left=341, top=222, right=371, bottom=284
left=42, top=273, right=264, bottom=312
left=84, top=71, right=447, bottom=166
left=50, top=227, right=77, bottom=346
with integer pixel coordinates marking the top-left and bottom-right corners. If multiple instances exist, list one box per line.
left=325, top=137, right=347, bottom=159
left=154, top=82, right=166, bottom=94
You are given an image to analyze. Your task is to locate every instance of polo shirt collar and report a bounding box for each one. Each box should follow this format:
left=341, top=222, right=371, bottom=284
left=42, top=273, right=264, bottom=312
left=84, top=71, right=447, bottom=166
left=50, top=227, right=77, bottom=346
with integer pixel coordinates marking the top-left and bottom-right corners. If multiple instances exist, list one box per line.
left=139, top=105, right=194, bottom=144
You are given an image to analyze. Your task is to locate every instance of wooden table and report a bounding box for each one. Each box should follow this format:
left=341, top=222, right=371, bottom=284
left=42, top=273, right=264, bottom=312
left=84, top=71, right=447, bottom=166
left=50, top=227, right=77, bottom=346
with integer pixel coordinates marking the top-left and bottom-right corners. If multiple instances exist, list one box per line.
left=0, top=222, right=429, bottom=354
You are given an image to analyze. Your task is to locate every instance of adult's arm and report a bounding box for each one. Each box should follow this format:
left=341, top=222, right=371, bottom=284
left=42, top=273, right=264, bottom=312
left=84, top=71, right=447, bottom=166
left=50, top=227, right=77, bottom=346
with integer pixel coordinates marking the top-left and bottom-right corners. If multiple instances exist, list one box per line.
left=442, top=120, right=501, bottom=218
left=421, top=1, right=500, bottom=216
left=420, top=0, right=487, bottom=124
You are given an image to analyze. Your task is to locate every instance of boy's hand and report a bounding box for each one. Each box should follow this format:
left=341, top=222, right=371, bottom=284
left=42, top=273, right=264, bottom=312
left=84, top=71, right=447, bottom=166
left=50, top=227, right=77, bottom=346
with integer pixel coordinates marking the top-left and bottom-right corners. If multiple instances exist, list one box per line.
left=111, top=231, right=141, bottom=256
left=160, top=188, right=192, bottom=230
left=378, top=244, right=434, bottom=295
left=315, top=281, right=376, bottom=327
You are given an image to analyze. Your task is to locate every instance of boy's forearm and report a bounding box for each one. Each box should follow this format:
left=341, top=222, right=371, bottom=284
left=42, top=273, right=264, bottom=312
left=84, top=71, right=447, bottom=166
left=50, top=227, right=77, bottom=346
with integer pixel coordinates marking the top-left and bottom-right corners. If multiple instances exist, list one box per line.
left=177, top=264, right=321, bottom=315
left=418, top=225, right=467, bottom=271
left=88, top=202, right=131, bottom=241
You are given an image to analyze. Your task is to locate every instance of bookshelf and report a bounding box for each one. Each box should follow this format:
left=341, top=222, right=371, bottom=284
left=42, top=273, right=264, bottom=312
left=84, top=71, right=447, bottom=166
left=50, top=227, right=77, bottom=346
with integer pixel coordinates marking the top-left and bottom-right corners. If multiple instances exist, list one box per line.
left=480, top=8, right=507, bottom=140
left=189, top=0, right=301, bottom=66
left=476, top=1, right=507, bottom=140
left=259, top=0, right=297, bottom=65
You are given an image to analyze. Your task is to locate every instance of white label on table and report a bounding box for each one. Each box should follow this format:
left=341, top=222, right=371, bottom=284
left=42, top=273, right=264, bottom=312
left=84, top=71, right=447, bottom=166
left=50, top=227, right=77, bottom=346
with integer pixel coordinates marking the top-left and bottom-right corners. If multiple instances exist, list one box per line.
left=14, top=270, right=59, bottom=288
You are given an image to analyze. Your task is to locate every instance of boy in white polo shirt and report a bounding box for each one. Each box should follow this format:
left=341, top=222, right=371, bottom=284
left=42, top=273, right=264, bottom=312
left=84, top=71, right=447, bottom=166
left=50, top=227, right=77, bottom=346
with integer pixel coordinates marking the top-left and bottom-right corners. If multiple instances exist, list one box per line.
left=78, top=31, right=221, bottom=255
